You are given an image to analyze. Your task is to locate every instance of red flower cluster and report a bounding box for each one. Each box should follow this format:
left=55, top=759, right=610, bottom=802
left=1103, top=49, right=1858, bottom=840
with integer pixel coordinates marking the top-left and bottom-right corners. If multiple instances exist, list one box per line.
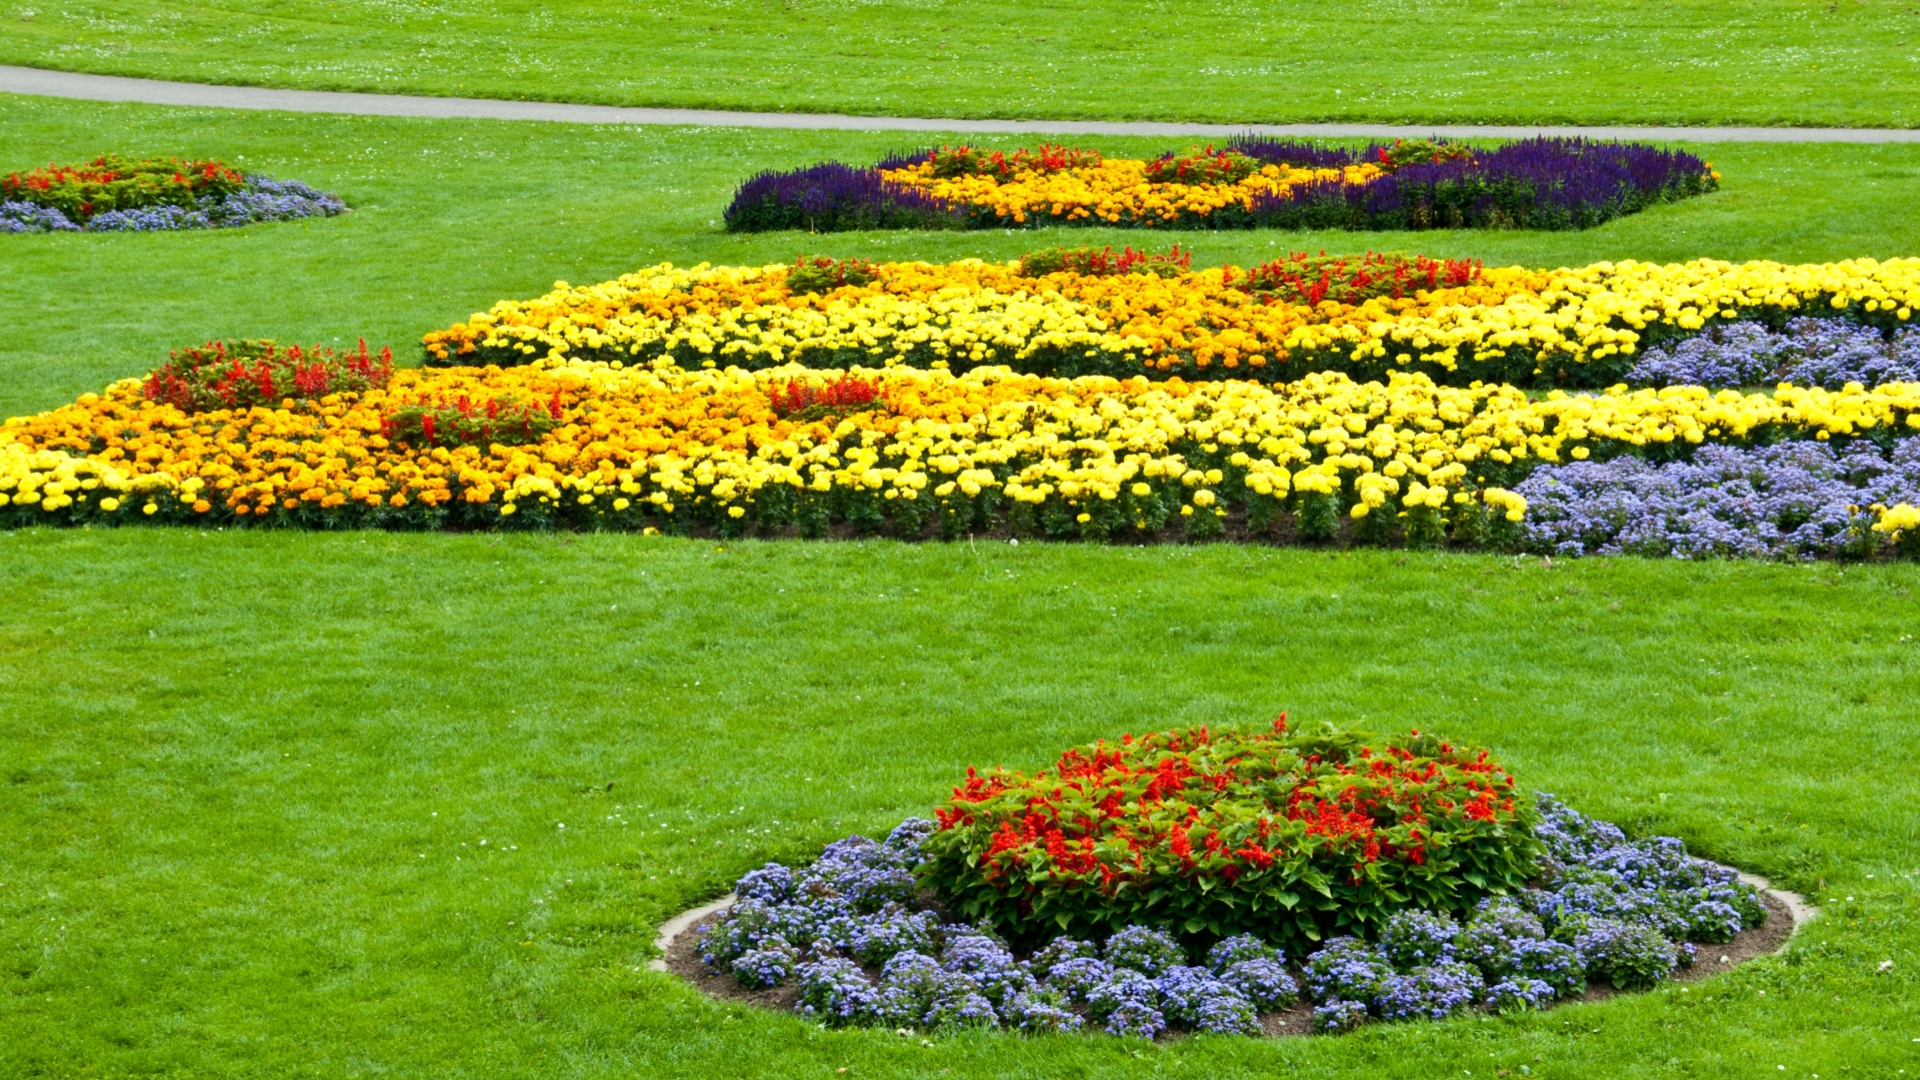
left=766, top=374, right=882, bottom=419
left=924, top=143, right=1104, bottom=180
left=1142, top=145, right=1264, bottom=186
left=1017, top=244, right=1194, bottom=279
left=143, top=339, right=394, bottom=414
left=919, top=718, right=1541, bottom=948
left=382, top=390, right=561, bottom=449
left=1233, top=250, right=1483, bottom=306
left=3, top=154, right=245, bottom=220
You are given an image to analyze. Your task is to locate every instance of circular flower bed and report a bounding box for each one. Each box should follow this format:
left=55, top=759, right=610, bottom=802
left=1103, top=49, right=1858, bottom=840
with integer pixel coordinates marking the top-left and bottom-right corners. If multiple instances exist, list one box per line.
left=2, top=155, right=347, bottom=233
left=685, top=722, right=1778, bottom=1038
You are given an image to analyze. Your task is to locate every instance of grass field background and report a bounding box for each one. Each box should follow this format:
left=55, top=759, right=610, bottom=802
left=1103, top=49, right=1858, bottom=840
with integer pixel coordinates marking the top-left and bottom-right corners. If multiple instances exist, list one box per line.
left=7, top=93, right=1920, bottom=418
left=3, top=0, right=1919, bottom=128
left=5, top=37, right=1920, bottom=1079
left=2, top=531, right=1916, bottom=1078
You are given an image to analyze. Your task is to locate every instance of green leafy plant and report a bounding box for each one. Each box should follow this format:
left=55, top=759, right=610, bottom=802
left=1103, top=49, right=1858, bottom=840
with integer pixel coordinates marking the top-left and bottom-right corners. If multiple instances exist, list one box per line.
left=142, top=339, right=394, bottom=413
left=1143, top=146, right=1265, bottom=185
left=918, top=719, right=1543, bottom=954
left=3, top=154, right=246, bottom=220
left=786, top=256, right=881, bottom=295
left=1017, top=245, right=1192, bottom=278
left=1230, top=251, right=1482, bottom=306
left=1371, top=139, right=1476, bottom=172
left=382, top=393, right=562, bottom=449
left=921, top=144, right=1104, bottom=179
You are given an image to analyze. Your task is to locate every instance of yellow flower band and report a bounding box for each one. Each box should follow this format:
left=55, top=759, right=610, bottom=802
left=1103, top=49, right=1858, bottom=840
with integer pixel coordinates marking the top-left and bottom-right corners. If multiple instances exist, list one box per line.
left=421, top=258, right=1920, bottom=386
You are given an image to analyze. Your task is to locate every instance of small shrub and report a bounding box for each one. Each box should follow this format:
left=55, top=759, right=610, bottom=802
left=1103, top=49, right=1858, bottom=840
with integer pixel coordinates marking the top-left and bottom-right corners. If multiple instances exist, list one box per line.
left=918, top=723, right=1543, bottom=952
left=1142, top=146, right=1265, bottom=185
left=1232, top=251, right=1482, bottom=307
left=143, top=339, right=394, bottom=413
left=786, top=255, right=881, bottom=295
left=4, top=155, right=244, bottom=220
left=1017, top=244, right=1192, bottom=279
left=383, top=393, right=561, bottom=449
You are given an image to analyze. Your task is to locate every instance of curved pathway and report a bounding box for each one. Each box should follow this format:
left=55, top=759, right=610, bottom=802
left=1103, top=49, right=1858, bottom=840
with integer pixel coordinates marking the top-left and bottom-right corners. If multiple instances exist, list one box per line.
left=6, top=65, right=1919, bottom=142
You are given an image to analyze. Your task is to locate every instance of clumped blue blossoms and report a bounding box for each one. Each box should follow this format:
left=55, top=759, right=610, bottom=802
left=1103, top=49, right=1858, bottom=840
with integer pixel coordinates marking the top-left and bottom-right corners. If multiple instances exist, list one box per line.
left=1515, top=438, right=1920, bottom=559
left=695, top=797, right=1765, bottom=1038
left=1625, top=318, right=1920, bottom=390
left=3, top=175, right=346, bottom=233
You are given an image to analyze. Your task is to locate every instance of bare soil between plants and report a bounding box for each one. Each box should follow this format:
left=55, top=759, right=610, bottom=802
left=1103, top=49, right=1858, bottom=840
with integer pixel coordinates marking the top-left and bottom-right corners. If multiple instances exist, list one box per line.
left=658, top=885, right=1800, bottom=1037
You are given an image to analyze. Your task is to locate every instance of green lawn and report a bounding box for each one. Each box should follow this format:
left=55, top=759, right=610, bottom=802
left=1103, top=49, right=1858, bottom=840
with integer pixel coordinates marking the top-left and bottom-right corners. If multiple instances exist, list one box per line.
left=4, top=81, right=1920, bottom=1080
left=1, top=531, right=1916, bottom=1079
left=8, top=93, right=1920, bottom=419
left=4, top=0, right=1920, bottom=128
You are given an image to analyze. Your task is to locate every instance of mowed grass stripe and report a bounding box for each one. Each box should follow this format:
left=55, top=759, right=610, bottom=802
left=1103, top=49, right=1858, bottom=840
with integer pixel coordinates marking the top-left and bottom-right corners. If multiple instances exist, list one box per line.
left=2, top=0, right=1918, bottom=128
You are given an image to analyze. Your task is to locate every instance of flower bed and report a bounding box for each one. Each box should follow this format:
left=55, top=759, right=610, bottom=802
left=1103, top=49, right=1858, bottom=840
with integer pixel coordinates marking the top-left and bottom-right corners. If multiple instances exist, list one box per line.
left=419, top=257, right=1920, bottom=389
left=6, top=344, right=1920, bottom=554
left=1625, top=318, right=1920, bottom=390
left=1, top=155, right=347, bottom=233
left=1515, top=439, right=1920, bottom=559
left=6, top=352, right=1919, bottom=555
left=685, top=722, right=1775, bottom=1039
left=724, top=138, right=1717, bottom=233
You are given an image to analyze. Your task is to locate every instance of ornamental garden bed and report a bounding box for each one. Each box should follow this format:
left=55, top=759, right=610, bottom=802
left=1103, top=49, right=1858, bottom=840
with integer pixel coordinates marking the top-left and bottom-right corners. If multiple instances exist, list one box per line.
left=724, top=138, right=1716, bottom=233
left=2, top=154, right=347, bottom=233
left=657, top=722, right=1800, bottom=1039
left=419, top=254, right=1917, bottom=389
left=5, top=255, right=1920, bottom=558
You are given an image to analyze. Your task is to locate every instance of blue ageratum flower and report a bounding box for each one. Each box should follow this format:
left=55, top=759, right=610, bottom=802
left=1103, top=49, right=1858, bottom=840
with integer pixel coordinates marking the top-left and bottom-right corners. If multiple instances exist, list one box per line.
left=0, top=201, right=81, bottom=232
left=1205, top=934, right=1281, bottom=973
left=1377, top=908, right=1460, bottom=968
left=1485, top=977, right=1558, bottom=1013
left=796, top=957, right=879, bottom=1026
left=1219, top=957, right=1299, bottom=1010
left=1514, top=439, right=1920, bottom=560
left=1374, top=961, right=1484, bottom=1021
left=1312, top=999, right=1370, bottom=1033
left=1302, top=937, right=1394, bottom=1004
left=3, top=175, right=347, bottom=234
left=731, top=945, right=798, bottom=988
left=1103, top=925, right=1185, bottom=976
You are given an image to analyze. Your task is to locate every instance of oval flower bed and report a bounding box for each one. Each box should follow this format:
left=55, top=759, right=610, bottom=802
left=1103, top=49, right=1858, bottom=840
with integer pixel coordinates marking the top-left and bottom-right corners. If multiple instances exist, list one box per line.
left=1, top=154, right=347, bottom=233
left=724, top=138, right=1717, bottom=233
left=677, top=721, right=1787, bottom=1039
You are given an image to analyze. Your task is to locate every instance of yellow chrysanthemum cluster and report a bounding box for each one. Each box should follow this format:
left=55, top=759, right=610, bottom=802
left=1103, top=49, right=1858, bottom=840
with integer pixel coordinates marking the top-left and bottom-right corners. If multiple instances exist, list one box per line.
left=5, top=362, right=1918, bottom=544
left=420, top=258, right=1920, bottom=383
left=877, top=158, right=1384, bottom=225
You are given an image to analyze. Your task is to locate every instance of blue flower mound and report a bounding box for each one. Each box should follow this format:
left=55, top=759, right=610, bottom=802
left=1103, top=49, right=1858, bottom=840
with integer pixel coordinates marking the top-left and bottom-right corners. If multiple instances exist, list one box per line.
left=1625, top=318, right=1920, bottom=391
left=1515, top=438, right=1920, bottom=559
left=1, top=175, right=347, bottom=234
left=694, top=795, right=1765, bottom=1038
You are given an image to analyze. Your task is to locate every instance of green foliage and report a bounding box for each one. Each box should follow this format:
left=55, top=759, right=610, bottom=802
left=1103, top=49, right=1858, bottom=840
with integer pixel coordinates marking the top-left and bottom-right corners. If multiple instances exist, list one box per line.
left=1142, top=147, right=1265, bottom=185
left=922, top=144, right=1103, bottom=179
left=918, top=724, right=1543, bottom=953
left=382, top=395, right=559, bottom=449
left=2, top=153, right=244, bottom=220
left=141, top=338, right=394, bottom=413
left=1369, top=139, right=1476, bottom=173
left=785, top=256, right=880, bottom=295
left=1016, top=245, right=1191, bottom=278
